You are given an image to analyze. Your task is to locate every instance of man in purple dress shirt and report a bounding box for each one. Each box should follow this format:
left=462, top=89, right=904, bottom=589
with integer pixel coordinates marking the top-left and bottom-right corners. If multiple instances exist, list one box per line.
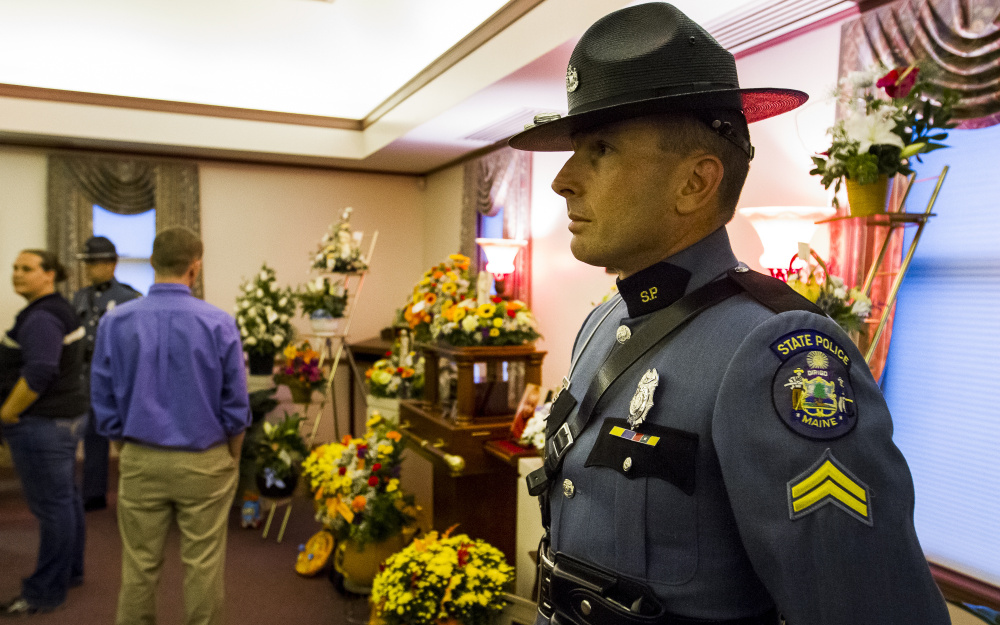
left=91, top=227, right=249, bottom=625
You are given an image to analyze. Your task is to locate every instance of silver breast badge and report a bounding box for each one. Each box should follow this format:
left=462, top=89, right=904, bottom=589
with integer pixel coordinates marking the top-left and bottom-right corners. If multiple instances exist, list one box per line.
left=628, top=368, right=659, bottom=430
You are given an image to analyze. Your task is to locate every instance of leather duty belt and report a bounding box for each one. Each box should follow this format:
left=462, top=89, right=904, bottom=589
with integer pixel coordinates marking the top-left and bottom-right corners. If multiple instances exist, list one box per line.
left=526, top=274, right=743, bottom=497
left=538, top=542, right=781, bottom=625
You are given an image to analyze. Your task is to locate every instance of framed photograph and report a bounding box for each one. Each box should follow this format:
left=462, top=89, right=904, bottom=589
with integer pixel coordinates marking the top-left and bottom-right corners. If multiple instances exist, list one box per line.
left=510, top=383, right=541, bottom=441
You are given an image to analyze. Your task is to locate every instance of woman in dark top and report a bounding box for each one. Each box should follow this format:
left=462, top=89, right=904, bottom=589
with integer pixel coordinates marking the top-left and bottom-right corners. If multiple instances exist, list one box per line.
left=0, top=250, right=88, bottom=616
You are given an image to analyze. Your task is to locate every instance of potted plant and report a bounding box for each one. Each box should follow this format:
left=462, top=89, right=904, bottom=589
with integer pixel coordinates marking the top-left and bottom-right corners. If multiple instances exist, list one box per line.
left=786, top=247, right=872, bottom=337
left=254, top=412, right=308, bottom=499
left=364, top=343, right=424, bottom=424
left=274, top=342, right=328, bottom=405
left=235, top=264, right=296, bottom=374
left=295, top=276, right=348, bottom=336
left=311, top=206, right=369, bottom=273
left=810, top=63, right=959, bottom=215
left=301, top=413, right=417, bottom=591
left=370, top=526, right=514, bottom=625
left=397, top=254, right=473, bottom=343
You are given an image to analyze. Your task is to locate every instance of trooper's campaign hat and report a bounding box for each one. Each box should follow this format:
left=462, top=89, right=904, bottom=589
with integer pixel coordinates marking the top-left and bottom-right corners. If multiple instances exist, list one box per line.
left=508, top=2, right=808, bottom=157
left=76, top=236, right=118, bottom=261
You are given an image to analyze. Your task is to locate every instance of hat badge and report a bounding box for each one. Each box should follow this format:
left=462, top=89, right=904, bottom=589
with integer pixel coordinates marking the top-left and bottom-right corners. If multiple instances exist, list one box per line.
left=566, top=65, right=579, bottom=93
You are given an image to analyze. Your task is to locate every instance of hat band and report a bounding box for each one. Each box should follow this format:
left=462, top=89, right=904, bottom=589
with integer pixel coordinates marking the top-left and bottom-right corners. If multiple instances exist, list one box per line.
left=571, top=82, right=742, bottom=116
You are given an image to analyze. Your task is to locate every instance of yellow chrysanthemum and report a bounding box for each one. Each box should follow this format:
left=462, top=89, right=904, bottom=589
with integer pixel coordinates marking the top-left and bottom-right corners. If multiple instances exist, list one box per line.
left=441, top=282, right=457, bottom=295
left=492, top=317, right=503, bottom=328
left=489, top=328, right=500, bottom=337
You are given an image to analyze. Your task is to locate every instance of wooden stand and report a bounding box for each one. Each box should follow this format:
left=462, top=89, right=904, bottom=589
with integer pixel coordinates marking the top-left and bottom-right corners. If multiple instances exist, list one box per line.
left=399, top=343, right=545, bottom=561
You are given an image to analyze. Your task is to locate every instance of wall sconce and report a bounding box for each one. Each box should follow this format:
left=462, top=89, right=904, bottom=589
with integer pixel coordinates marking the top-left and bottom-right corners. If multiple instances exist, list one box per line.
left=475, top=237, right=526, bottom=297
left=737, top=206, right=835, bottom=279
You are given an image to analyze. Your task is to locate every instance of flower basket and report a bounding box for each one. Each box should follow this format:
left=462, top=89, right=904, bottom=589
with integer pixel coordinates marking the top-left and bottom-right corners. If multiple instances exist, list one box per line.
left=247, top=351, right=276, bottom=376
left=256, top=469, right=299, bottom=500
left=309, top=315, right=340, bottom=336
left=289, top=383, right=314, bottom=405
left=845, top=175, right=889, bottom=217
left=366, top=395, right=400, bottom=425
left=370, top=529, right=514, bottom=625
left=334, top=532, right=409, bottom=593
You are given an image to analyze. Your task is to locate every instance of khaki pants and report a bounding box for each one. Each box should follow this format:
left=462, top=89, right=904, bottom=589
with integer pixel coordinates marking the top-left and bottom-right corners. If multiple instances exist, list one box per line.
left=116, top=442, right=237, bottom=625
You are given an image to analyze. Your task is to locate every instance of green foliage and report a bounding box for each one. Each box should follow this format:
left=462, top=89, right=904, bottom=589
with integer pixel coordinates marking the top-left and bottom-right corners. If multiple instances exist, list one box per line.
left=254, top=412, right=308, bottom=482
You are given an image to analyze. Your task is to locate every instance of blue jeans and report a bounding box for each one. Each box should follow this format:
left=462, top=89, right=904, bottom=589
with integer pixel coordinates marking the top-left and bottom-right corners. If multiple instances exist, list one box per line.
left=2, top=414, right=86, bottom=609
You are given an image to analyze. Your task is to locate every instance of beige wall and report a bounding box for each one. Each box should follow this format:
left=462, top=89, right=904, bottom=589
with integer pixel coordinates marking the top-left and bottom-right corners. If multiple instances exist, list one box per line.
left=0, top=147, right=49, bottom=328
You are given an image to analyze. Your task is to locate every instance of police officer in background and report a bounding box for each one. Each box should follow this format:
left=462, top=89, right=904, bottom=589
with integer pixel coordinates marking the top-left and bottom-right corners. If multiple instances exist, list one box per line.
left=73, top=236, right=140, bottom=511
left=508, top=4, right=949, bottom=625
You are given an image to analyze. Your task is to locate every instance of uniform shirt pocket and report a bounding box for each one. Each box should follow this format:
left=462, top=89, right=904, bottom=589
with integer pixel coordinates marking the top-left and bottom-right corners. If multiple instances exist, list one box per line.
left=584, top=418, right=698, bottom=495
left=585, top=418, right=700, bottom=585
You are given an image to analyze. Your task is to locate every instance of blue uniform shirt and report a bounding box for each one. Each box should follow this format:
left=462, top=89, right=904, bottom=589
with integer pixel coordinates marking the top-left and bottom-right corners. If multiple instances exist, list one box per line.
left=90, top=283, right=250, bottom=450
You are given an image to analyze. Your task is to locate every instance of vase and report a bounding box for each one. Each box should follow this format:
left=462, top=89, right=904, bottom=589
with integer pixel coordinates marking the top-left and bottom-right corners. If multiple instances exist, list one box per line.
left=309, top=311, right=341, bottom=336
left=247, top=351, right=276, bottom=375
left=255, top=469, right=298, bottom=500
left=845, top=175, right=889, bottom=217
left=334, top=533, right=408, bottom=593
left=365, top=395, right=400, bottom=425
left=289, top=384, right=314, bottom=405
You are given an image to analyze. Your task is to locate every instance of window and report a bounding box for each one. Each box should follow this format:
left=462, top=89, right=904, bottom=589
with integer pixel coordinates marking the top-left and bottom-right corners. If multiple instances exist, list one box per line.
left=92, top=205, right=156, bottom=295
left=881, top=123, right=1000, bottom=585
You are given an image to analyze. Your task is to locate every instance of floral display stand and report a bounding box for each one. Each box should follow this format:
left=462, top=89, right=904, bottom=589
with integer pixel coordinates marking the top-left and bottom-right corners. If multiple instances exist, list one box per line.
left=820, top=166, right=948, bottom=380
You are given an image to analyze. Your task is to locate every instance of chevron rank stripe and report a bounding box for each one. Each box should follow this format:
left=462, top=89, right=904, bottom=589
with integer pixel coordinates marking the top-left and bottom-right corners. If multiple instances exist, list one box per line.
left=787, top=448, right=872, bottom=526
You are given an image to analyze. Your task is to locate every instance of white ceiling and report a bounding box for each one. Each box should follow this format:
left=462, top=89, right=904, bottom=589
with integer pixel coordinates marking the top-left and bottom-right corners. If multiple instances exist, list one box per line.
left=0, top=0, right=854, bottom=174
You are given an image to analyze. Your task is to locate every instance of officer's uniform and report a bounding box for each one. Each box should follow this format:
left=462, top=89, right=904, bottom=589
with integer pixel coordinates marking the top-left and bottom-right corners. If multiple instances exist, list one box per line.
left=73, top=276, right=140, bottom=504
left=534, top=228, right=948, bottom=624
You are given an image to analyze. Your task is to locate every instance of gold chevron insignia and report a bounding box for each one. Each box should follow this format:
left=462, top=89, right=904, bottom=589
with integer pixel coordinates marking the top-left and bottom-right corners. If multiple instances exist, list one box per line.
left=787, top=449, right=872, bottom=526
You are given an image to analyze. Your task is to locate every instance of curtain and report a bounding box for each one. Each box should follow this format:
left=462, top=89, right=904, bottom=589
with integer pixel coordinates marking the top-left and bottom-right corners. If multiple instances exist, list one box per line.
left=839, top=0, right=1000, bottom=128
left=47, top=153, right=203, bottom=298
left=461, top=148, right=533, bottom=303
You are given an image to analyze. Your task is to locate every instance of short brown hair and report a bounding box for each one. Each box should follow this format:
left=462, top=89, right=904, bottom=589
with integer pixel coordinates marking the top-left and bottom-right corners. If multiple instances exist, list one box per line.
left=650, top=112, right=750, bottom=222
left=151, top=227, right=203, bottom=277
left=21, top=249, right=68, bottom=282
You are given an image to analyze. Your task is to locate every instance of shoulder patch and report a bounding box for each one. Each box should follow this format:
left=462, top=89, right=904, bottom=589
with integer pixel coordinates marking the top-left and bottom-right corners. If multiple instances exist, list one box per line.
left=771, top=330, right=856, bottom=440
left=787, top=448, right=872, bottom=526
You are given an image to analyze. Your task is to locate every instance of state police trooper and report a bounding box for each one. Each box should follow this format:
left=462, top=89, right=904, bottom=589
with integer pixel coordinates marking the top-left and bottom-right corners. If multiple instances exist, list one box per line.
left=73, top=236, right=141, bottom=511
left=508, top=4, right=950, bottom=625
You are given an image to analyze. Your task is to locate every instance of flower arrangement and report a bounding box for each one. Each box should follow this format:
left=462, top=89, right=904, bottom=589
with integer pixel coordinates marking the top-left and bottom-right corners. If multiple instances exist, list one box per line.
left=274, top=342, right=328, bottom=399
left=235, top=264, right=296, bottom=356
left=787, top=248, right=873, bottom=334
left=810, top=63, right=958, bottom=202
left=399, top=254, right=473, bottom=343
left=311, top=207, right=368, bottom=273
left=370, top=527, right=514, bottom=625
left=301, top=413, right=416, bottom=546
left=295, top=275, right=348, bottom=318
left=431, top=296, right=540, bottom=347
left=366, top=349, right=425, bottom=399
left=255, top=412, right=308, bottom=490
left=519, top=403, right=548, bottom=451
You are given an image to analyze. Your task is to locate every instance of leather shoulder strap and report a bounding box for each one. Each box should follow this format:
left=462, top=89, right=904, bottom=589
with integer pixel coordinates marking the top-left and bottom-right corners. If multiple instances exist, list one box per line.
left=727, top=267, right=826, bottom=316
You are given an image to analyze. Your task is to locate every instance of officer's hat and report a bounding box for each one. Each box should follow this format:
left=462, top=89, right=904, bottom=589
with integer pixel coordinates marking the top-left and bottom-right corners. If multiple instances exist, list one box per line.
left=76, top=236, right=118, bottom=262
left=508, top=2, right=808, bottom=155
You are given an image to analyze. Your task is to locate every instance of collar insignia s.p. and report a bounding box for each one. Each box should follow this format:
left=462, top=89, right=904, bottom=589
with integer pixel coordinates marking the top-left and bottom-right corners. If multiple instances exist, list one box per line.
left=628, top=368, right=658, bottom=429
left=787, top=448, right=872, bottom=526
left=771, top=330, right=857, bottom=440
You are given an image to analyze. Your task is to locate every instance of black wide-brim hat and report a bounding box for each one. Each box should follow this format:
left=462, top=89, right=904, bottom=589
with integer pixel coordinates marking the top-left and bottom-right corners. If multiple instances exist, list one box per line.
left=508, top=2, right=808, bottom=152
left=76, top=236, right=118, bottom=261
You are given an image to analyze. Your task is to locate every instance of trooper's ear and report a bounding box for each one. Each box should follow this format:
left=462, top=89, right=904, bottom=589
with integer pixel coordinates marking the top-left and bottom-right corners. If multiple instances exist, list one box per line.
left=675, top=153, right=723, bottom=217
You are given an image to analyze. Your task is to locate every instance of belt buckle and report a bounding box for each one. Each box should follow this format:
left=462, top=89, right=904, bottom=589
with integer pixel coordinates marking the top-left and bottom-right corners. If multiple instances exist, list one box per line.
left=548, top=423, right=574, bottom=463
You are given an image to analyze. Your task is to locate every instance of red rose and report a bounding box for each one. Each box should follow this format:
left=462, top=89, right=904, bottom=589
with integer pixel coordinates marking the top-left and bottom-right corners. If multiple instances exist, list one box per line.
left=491, top=296, right=503, bottom=304
left=457, top=543, right=470, bottom=567
left=372, top=463, right=382, bottom=471
left=384, top=351, right=392, bottom=357
left=338, top=466, right=346, bottom=475
left=367, top=476, right=379, bottom=487
left=507, top=309, right=517, bottom=318
left=877, top=66, right=919, bottom=98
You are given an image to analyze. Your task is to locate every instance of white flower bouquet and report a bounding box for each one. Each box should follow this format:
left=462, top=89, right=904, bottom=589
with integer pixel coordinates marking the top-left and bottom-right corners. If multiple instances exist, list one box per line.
left=234, top=264, right=296, bottom=356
